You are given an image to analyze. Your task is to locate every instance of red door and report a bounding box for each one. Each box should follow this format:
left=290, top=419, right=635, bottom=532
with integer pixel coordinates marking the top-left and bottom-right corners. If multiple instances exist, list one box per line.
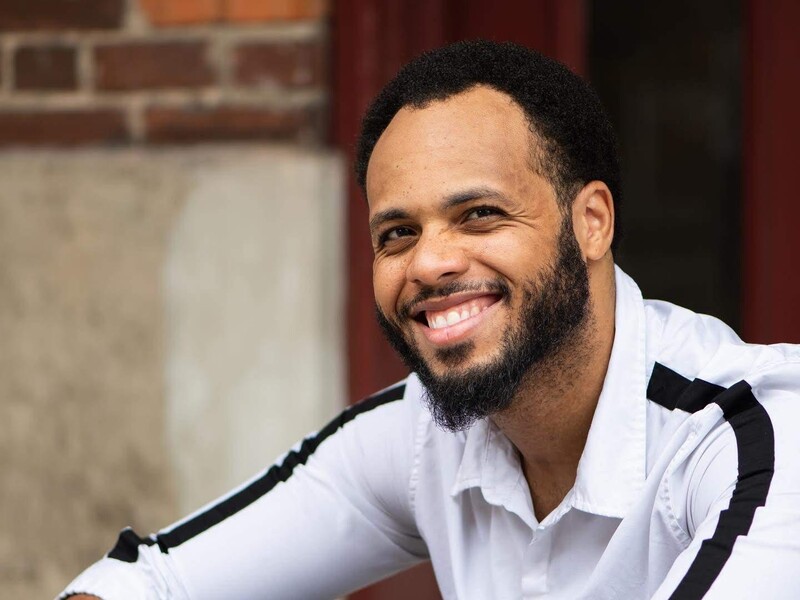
left=743, top=0, right=800, bottom=343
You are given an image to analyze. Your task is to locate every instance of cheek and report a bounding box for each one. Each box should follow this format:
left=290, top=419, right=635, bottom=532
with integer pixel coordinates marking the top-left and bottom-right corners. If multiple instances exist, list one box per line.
left=473, top=233, right=549, bottom=282
left=372, top=258, right=407, bottom=313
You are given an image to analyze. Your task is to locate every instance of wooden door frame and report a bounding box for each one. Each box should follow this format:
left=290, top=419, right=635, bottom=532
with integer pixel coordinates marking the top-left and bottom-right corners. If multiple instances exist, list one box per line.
left=743, top=0, right=800, bottom=343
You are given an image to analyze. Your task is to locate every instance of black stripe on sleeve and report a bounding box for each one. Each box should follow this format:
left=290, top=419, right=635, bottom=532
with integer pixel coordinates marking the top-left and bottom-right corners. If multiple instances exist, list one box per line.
left=108, top=383, right=407, bottom=562
left=647, top=363, right=775, bottom=600
left=646, top=362, right=724, bottom=414
left=107, top=528, right=157, bottom=563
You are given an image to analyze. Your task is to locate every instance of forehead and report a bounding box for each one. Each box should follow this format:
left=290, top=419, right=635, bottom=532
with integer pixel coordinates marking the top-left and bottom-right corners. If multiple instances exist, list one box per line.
left=366, top=86, right=539, bottom=210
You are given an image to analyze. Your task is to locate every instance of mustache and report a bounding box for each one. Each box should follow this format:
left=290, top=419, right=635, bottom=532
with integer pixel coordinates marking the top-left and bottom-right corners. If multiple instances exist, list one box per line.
left=399, top=279, right=510, bottom=319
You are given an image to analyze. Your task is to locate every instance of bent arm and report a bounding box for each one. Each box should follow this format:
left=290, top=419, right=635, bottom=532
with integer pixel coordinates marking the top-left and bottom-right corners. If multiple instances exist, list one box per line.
left=653, top=387, right=800, bottom=599
left=653, top=495, right=800, bottom=599
left=59, top=385, right=428, bottom=600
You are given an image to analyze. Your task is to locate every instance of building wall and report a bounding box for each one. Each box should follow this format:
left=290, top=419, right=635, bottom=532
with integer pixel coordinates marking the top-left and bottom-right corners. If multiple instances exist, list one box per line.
left=0, top=2, right=341, bottom=597
left=0, top=0, right=327, bottom=145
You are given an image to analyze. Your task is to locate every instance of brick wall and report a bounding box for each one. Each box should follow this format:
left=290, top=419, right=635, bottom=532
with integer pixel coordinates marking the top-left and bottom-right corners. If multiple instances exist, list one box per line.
left=0, top=0, right=329, bottom=146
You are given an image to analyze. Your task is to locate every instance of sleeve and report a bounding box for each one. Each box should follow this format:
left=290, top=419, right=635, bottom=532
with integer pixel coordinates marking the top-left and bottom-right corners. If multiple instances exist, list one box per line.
left=58, top=384, right=429, bottom=600
left=652, top=383, right=800, bottom=600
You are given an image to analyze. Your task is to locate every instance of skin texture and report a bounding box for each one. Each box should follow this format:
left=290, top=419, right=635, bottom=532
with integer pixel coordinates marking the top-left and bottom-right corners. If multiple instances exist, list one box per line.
left=367, top=86, right=617, bottom=519
left=374, top=207, right=593, bottom=433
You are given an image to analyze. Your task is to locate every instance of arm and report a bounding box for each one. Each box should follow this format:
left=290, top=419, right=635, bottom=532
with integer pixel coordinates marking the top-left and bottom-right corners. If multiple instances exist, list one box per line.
left=653, top=384, right=800, bottom=599
left=59, top=385, right=428, bottom=600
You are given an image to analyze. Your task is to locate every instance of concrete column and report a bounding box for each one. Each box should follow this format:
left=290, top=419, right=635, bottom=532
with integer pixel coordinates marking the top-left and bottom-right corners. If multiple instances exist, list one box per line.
left=0, top=147, right=344, bottom=596
left=164, top=147, right=345, bottom=514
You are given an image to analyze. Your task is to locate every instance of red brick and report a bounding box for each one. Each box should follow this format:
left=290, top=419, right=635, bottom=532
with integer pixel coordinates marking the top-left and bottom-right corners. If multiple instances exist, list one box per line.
left=94, top=41, right=214, bottom=91
left=139, top=0, right=222, bottom=26
left=0, top=110, right=128, bottom=145
left=15, top=45, right=77, bottom=91
left=0, top=0, right=125, bottom=31
left=234, top=40, right=325, bottom=88
left=144, top=105, right=322, bottom=143
left=224, top=0, right=328, bottom=22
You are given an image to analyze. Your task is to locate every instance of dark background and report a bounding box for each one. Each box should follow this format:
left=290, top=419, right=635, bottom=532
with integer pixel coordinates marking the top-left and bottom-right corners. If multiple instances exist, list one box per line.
left=592, top=0, right=742, bottom=331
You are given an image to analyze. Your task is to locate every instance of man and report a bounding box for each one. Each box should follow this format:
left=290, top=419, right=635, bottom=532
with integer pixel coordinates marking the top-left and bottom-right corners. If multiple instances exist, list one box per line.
left=62, top=40, right=800, bottom=599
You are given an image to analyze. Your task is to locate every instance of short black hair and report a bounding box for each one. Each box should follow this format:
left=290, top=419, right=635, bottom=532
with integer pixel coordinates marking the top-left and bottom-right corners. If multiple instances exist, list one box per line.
left=355, top=39, right=622, bottom=250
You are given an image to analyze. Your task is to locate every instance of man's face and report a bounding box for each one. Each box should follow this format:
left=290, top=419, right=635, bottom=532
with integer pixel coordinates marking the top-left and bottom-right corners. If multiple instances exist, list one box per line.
left=366, top=86, right=591, bottom=430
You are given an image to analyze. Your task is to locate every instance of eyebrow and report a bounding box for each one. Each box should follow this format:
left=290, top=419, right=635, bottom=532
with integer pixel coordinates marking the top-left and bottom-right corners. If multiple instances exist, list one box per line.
left=369, top=208, right=409, bottom=234
left=369, top=186, right=508, bottom=233
left=441, top=187, right=508, bottom=209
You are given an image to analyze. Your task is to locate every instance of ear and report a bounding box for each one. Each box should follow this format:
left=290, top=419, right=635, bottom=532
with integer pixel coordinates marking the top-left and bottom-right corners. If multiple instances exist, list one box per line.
left=571, top=180, right=614, bottom=262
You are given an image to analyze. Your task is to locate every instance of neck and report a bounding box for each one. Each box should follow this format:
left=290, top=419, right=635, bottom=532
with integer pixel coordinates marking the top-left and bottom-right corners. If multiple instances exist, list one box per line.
left=491, top=267, right=616, bottom=521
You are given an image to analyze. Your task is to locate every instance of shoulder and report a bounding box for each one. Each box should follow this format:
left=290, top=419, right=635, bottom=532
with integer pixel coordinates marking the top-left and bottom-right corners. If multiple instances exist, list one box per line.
left=644, top=301, right=800, bottom=477
left=644, top=299, right=743, bottom=378
left=644, top=298, right=800, bottom=404
left=346, top=378, right=417, bottom=425
left=652, top=348, right=800, bottom=542
left=642, top=300, right=800, bottom=520
left=325, top=375, right=427, bottom=457
left=346, top=374, right=433, bottom=433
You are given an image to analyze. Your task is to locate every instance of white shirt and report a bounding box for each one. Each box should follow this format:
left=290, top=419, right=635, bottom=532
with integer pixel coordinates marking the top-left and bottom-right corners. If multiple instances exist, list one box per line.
left=61, top=267, right=800, bottom=599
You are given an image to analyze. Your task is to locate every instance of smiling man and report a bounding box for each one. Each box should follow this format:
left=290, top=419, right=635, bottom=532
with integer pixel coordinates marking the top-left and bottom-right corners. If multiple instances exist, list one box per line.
left=62, top=41, right=800, bottom=600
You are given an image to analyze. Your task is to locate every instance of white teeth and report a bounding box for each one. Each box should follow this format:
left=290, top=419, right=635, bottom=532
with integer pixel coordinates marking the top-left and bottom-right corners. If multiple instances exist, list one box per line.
left=426, top=299, right=491, bottom=329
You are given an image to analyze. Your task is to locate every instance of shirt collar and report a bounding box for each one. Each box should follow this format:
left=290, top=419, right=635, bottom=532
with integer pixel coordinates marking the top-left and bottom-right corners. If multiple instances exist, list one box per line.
left=451, top=265, right=648, bottom=521
left=570, top=265, right=647, bottom=518
left=451, top=416, right=536, bottom=528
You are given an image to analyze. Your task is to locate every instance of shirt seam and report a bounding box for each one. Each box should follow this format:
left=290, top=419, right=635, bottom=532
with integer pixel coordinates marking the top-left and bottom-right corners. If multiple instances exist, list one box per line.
left=663, top=419, right=703, bottom=548
left=408, top=398, right=428, bottom=525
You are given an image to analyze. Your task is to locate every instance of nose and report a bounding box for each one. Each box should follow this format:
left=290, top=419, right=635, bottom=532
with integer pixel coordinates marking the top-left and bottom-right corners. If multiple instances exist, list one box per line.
left=406, top=229, right=469, bottom=287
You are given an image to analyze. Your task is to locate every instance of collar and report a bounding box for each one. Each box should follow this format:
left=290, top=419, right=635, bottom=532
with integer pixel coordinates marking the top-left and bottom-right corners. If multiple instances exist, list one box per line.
left=570, top=266, right=647, bottom=518
left=450, top=265, right=648, bottom=522
left=450, top=415, right=537, bottom=528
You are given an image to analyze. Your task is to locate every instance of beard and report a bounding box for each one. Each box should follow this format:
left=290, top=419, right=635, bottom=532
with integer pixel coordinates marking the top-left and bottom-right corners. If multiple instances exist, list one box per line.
left=375, top=216, right=591, bottom=432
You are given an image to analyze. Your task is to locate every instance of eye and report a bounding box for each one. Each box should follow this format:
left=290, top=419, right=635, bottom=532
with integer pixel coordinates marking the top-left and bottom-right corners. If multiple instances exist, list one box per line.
left=465, top=206, right=503, bottom=221
left=378, top=225, right=416, bottom=247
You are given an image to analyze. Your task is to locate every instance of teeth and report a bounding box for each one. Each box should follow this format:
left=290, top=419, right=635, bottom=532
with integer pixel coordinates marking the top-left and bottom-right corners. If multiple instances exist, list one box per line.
left=425, top=298, right=492, bottom=329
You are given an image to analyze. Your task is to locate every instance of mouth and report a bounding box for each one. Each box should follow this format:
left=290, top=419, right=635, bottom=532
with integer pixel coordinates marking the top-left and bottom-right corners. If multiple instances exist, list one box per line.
left=409, top=292, right=503, bottom=345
